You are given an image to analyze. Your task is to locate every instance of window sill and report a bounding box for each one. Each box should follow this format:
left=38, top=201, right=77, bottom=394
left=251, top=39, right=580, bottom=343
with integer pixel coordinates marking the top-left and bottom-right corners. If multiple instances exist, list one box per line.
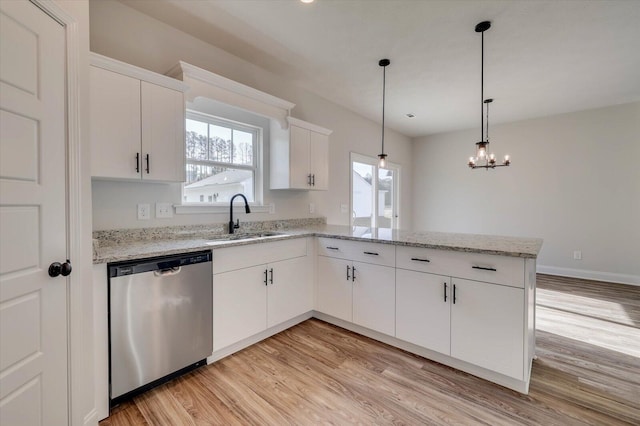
left=174, top=203, right=270, bottom=215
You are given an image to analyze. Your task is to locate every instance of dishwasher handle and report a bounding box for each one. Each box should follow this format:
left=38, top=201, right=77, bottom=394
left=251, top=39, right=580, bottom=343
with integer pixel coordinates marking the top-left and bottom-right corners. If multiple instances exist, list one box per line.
left=153, top=267, right=182, bottom=277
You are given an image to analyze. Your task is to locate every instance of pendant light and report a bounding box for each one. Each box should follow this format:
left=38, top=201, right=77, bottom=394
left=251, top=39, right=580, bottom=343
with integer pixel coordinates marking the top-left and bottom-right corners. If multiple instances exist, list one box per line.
left=378, top=58, right=390, bottom=168
left=468, top=21, right=510, bottom=170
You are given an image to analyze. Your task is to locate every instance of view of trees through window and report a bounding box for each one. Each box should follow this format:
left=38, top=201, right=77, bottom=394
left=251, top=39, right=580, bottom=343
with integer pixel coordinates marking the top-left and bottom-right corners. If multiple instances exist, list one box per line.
left=184, top=115, right=257, bottom=203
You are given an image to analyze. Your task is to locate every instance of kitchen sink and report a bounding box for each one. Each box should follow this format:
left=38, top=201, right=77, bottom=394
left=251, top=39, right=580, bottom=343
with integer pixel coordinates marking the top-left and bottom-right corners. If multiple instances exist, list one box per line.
left=205, top=231, right=287, bottom=245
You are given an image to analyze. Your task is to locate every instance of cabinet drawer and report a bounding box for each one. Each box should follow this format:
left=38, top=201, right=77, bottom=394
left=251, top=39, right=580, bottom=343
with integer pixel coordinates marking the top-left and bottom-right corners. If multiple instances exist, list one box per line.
left=317, top=237, right=395, bottom=267
left=213, top=238, right=307, bottom=274
left=396, top=246, right=524, bottom=288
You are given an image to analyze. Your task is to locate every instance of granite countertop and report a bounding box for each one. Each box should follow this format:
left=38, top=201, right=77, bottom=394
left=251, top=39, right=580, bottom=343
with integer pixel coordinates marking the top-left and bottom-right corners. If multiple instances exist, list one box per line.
left=93, top=220, right=543, bottom=264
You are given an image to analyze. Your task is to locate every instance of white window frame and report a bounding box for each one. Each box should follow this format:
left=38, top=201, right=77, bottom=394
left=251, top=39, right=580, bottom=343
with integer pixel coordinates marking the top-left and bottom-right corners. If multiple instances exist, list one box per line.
left=177, top=111, right=268, bottom=214
left=350, top=152, right=401, bottom=229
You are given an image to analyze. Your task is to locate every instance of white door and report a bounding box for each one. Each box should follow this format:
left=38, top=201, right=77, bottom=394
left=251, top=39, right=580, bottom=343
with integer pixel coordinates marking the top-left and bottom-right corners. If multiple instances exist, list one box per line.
left=352, top=262, right=395, bottom=336
left=309, top=131, right=328, bottom=190
left=396, top=270, right=451, bottom=355
left=141, top=81, right=185, bottom=182
left=316, top=256, right=352, bottom=322
left=267, top=256, right=312, bottom=328
left=289, top=125, right=311, bottom=189
left=450, top=278, right=524, bottom=379
left=213, top=265, right=267, bottom=351
left=0, top=1, right=68, bottom=425
left=89, top=66, right=141, bottom=179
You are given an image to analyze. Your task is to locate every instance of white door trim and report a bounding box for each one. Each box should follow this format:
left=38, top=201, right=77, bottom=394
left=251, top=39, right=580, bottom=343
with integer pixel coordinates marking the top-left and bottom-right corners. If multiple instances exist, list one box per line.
left=29, top=1, right=93, bottom=425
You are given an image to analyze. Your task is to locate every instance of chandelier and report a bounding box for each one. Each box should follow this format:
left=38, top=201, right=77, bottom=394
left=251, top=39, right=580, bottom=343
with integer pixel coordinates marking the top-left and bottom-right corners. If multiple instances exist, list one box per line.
left=468, top=21, right=510, bottom=170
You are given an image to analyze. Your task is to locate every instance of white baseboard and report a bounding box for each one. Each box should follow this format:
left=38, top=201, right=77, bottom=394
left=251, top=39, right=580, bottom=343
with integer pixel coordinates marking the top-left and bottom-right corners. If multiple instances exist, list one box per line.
left=537, top=265, right=640, bottom=286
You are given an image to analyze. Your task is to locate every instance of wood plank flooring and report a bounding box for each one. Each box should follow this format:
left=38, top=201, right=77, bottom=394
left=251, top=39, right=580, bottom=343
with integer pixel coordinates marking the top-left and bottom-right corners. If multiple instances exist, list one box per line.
left=101, top=274, right=640, bottom=425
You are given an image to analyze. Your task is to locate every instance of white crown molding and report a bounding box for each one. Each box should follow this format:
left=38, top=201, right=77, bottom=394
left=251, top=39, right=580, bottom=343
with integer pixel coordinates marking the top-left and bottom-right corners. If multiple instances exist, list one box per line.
left=537, top=265, right=639, bottom=286
left=287, top=116, right=333, bottom=135
left=167, top=61, right=295, bottom=129
left=90, top=52, right=188, bottom=92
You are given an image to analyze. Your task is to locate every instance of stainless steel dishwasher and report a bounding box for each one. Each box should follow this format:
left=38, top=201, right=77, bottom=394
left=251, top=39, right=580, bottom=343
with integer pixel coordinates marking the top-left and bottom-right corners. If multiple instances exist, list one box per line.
left=108, top=251, right=212, bottom=406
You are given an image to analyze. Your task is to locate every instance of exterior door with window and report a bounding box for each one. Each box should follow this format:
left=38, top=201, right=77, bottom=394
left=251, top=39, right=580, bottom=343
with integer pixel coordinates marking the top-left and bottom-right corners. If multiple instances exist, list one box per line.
left=0, top=1, right=69, bottom=424
left=351, top=153, right=399, bottom=231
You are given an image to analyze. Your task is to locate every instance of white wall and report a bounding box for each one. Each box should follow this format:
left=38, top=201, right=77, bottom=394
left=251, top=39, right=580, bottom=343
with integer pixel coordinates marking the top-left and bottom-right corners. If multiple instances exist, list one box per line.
left=89, top=0, right=413, bottom=230
left=412, top=102, right=640, bottom=285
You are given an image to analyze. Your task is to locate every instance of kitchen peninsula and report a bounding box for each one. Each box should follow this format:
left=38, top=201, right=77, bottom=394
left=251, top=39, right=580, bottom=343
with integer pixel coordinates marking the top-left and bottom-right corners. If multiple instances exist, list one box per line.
left=93, top=220, right=541, bottom=420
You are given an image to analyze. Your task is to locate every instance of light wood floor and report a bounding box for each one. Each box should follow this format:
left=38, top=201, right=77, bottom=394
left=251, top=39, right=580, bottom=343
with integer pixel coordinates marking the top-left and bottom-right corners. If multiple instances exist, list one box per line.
left=101, top=274, right=640, bottom=425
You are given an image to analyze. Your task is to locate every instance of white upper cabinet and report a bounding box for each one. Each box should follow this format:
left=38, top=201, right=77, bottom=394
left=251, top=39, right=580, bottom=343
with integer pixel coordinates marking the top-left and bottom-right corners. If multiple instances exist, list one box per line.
left=141, top=81, right=185, bottom=182
left=90, top=66, right=140, bottom=180
left=270, top=117, right=332, bottom=190
left=89, top=53, right=187, bottom=182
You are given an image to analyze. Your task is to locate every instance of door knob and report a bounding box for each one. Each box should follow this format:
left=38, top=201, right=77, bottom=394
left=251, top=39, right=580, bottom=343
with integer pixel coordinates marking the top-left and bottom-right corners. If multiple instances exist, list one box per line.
left=49, top=259, right=72, bottom=277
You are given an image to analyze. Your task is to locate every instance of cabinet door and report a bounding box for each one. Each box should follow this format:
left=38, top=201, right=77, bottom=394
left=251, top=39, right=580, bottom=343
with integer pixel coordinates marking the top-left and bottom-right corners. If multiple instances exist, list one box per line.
left=267, top=256, right=313, bottom=328
left=213, top=265, right=267, bottom=351
left=450, top=278, right=524, bottom=379
left=90, top=66, right=141, bottom=179
left=289, top=125, right=311, bottom=189
left=396, top=270, right=450, bottom=355
left=141, top=81, right=185, bottom=182
left=352, top=262, right=395, bottom=336
left=309, top=131, right=328, bottom=190
left=316, top=256, right=352, bottom=322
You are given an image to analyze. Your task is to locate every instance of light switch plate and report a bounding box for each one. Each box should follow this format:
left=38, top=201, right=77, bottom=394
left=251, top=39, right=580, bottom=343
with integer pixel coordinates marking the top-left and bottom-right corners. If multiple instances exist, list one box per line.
left=156, top=202, right=173, bottom=218
left=309, top=203, right=315, bottom=214
left=340, top=204, right=348, bottom=214
left=137, top=204, right=150, bottom=220
left=269, top=203, right=275, bottom=214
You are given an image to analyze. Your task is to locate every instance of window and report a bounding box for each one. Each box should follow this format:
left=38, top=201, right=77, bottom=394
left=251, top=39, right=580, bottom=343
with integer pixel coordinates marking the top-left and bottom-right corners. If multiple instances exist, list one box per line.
left=184, top=112, right=259, bottom=204
left=350, top=153, right=400, bottom=235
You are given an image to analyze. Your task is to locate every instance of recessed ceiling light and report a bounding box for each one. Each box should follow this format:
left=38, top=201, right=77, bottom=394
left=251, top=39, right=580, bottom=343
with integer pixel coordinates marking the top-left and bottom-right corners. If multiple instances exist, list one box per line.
left=300, top=0, right=314, bottom=3
left=406, top=113, right=415, bottom=118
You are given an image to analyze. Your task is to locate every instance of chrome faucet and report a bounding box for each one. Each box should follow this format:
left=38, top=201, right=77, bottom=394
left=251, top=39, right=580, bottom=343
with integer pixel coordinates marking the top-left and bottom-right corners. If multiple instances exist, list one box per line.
left=229, top=193, right=251, bottom=234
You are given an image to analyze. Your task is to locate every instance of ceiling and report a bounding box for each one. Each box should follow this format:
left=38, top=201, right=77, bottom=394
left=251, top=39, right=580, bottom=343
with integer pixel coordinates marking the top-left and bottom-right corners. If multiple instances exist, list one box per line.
left=119, top=0, right=640, bottom=138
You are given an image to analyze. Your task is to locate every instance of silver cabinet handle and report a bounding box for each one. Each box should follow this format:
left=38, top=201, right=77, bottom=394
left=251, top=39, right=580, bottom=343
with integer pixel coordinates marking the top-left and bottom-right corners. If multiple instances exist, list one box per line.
left=346, top=265, right=351, bottom=281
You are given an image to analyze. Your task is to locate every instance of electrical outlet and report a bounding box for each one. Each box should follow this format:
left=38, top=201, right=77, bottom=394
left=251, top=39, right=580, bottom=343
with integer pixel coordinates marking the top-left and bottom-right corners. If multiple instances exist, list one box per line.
left=137, top=203, right=150, bottom=220
left=309, top=203, right=315, bottom=214
left=269, top=203, right=275, bottom=214
left=156, top=202, right=173, bottom=218
left=340, top=204, right=348, bottom=214
left=573, top=250, right=582, bottom=260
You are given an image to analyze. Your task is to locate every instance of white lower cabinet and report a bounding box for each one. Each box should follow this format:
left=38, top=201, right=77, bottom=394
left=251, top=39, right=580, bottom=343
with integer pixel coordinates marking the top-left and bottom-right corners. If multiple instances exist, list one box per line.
left=212, top=239, right=312, bottom=352
left=450, top=278, right=524, bottom=379
left=316, top=256, right=352, bottom=322
left=213, top=265, right=267, bottom=352
left=395, top=269, right=451, bottom=355
left=267, top=256, right=313, bottom=328
left=352, top=261, right=395, bottom=336
left=395, top=269, right=526, bottom=381
left=316, top=245, right=396, bottom=336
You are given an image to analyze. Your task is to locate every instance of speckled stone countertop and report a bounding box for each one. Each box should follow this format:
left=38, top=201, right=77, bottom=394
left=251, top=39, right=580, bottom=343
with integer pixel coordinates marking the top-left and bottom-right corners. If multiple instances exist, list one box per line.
left=93, top=219, right=542, bottom=264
